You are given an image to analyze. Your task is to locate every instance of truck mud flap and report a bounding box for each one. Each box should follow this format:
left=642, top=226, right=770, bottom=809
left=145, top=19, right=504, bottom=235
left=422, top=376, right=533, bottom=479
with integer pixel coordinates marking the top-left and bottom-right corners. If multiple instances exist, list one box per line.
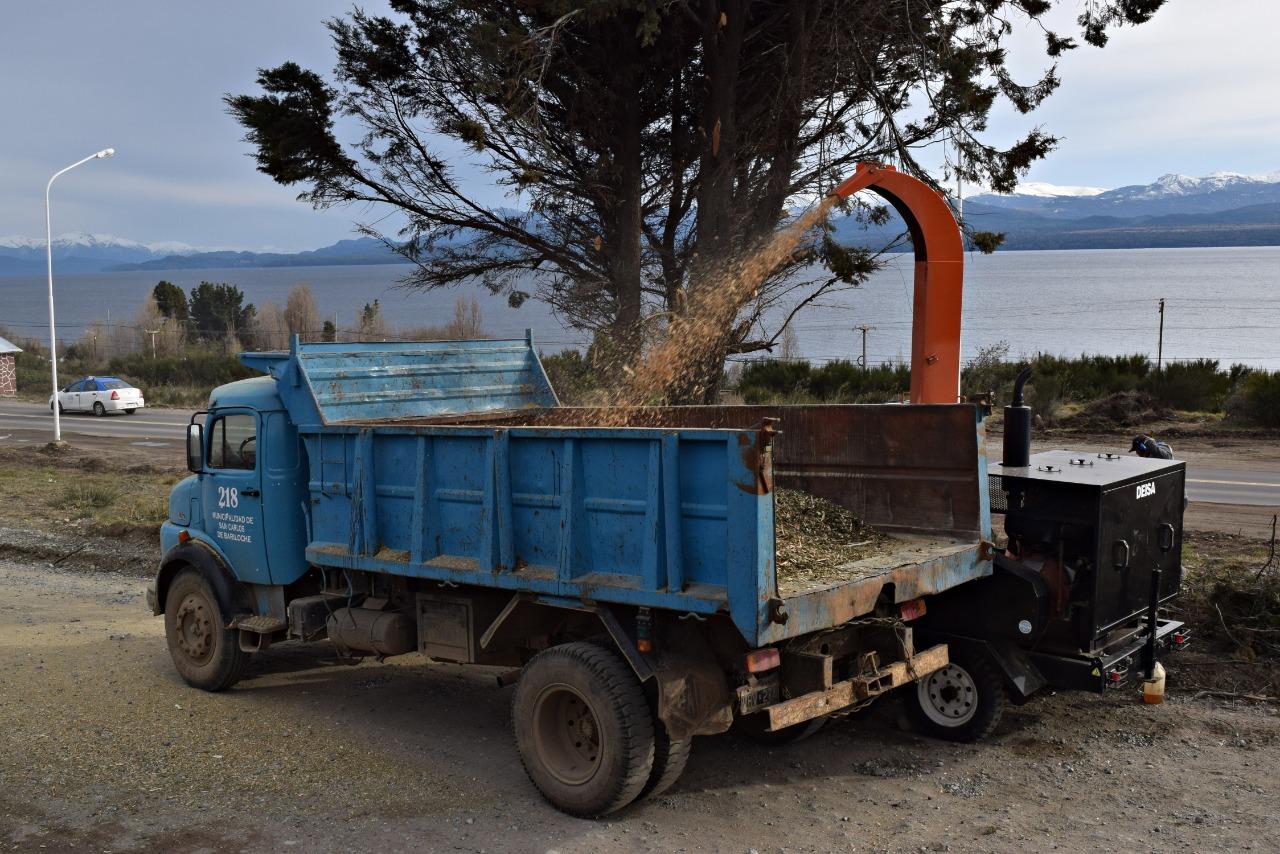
left=751, top=644, right=948, bottom=732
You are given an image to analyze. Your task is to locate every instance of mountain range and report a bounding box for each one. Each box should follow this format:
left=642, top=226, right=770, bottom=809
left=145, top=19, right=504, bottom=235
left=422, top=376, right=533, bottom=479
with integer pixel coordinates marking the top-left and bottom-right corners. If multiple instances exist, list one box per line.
left=954, top=171, right=1280, bottom=250
left=2, top=170, right=1278, bottom=276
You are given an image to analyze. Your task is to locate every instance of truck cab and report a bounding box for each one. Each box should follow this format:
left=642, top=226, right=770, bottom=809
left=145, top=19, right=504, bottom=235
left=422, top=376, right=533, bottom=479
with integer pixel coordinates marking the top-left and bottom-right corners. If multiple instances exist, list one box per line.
left=155, top=376, right=308, bottom=606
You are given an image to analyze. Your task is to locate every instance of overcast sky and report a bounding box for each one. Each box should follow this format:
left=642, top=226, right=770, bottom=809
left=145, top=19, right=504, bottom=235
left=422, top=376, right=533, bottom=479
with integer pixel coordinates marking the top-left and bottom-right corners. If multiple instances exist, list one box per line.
left=1, top=1, right=1277, bottom=251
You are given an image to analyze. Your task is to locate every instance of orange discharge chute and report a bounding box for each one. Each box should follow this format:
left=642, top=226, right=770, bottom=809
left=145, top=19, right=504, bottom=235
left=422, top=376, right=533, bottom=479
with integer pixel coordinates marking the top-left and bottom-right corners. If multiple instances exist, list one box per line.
left=829, top=163, right=964, bottom=405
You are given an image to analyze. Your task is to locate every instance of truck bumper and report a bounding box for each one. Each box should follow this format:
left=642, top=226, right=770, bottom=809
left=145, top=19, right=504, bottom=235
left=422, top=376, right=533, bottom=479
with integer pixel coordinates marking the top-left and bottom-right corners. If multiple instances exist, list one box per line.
left=745, top=644, right=949, bottom=732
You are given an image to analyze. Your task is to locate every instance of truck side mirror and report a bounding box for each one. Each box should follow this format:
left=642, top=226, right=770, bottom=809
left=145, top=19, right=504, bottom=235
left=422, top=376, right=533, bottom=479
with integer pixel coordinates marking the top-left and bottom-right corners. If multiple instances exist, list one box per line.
left=186, top=423, right=204, bottom=473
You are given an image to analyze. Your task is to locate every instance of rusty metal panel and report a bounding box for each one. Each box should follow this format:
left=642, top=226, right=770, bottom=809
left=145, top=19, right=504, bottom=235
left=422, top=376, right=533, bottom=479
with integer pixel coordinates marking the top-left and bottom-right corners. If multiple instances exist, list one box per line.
left=763, top=643, right=949, bottom=730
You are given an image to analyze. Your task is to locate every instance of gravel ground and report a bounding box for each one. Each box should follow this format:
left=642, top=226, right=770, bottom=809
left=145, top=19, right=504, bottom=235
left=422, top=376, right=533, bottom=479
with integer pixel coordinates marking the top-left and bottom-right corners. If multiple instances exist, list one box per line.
left=1, top=559, right=1278, bottom=853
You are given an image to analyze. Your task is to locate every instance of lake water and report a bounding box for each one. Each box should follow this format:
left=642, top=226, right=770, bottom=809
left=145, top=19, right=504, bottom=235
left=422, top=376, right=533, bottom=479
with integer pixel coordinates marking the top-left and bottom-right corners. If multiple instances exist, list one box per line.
left=1, top=246, right=1278, bottom=369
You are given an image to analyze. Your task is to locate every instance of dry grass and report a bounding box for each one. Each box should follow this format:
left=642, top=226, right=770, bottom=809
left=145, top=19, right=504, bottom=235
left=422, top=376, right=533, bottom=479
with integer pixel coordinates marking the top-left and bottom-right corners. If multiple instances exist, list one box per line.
left=1180, top=532, right=1280, bottom=662
left=0, top=453, right=182, bottom=535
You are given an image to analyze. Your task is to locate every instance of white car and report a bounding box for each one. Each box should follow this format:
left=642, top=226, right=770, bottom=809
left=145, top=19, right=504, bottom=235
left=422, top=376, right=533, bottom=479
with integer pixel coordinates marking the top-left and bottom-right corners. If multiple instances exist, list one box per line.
left=50, top=376, right=145, bottom=416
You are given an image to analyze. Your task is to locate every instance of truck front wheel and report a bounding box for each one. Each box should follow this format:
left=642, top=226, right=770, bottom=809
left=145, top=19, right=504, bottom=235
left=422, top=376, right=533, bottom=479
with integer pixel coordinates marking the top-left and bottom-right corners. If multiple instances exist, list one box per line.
left=513, top=642, right=655, bottom=817
left=163, top=568, right=249, bottom=691
left=905, top=652, right=1006, bottom=743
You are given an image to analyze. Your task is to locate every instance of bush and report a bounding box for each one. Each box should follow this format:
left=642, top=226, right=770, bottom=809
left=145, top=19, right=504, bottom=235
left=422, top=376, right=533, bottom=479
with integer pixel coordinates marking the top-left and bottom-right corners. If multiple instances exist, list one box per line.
left=540, top=350, right=603, bottom=405
left=106, top=349, right=254, bottom=390
left=1237, top=371, right=1280, bottom=427
left=962, top=352, right=1152, bottom=412
left=737, top=359, right=909, bottom=404
left=1141, top=359, right=1232, bottom=411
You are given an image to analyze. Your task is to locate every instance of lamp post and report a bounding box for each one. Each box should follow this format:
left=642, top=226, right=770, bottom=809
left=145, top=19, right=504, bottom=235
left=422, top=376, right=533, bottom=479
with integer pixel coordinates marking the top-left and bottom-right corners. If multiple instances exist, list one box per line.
left=46, top=148, right=114, bottom=442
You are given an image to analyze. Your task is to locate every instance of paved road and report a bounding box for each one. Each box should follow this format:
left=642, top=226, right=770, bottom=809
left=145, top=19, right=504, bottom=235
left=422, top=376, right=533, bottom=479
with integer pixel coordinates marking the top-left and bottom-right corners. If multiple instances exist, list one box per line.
left=1183, top=465, right=1280, bottom=506
left=0, top=400, right=190, bottom=446
left=1, top=401, right=1277, bottom=506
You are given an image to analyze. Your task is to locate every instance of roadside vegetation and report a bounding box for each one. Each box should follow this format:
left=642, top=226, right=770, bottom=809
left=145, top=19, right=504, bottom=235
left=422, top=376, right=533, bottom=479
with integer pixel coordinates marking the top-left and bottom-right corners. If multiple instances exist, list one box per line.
left=2, top=282, right=492, bottom=408
left=1178, top=531, right=1280, bottom=698
left=0, top=446, right=181, bottom=538
left=723, top=343, right=1280, bottom=429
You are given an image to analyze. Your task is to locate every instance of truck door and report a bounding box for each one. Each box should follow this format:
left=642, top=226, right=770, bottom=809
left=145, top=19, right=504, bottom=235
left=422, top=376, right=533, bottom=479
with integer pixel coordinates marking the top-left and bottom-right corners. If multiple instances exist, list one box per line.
left=202, top=409, right=271, bottom=584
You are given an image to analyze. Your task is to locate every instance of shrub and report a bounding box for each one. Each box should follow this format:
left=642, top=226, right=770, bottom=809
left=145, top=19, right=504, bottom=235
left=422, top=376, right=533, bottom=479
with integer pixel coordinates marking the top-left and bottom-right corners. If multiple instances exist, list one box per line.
left=737, top=358, right=908, bottom=404
left=540, top=349, right=602, bottom=405
left=1141, top=360, right=1232, bottom=411
left=1237, top=371, right=1280, bottom=427
left=106, top=349, right=254, bottom=390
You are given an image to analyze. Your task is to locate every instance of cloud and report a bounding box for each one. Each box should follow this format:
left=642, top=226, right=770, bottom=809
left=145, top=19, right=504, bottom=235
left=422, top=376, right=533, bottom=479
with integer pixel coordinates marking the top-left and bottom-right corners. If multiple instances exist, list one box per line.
left=75, top=169, right=307, bottom=210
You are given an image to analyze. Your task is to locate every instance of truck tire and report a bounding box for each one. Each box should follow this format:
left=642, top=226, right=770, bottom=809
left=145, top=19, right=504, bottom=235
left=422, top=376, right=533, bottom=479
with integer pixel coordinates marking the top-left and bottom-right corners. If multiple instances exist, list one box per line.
left=905, top=652, right=1005, bottom=743
left=512, top=642, right=655, bottom=817
left=163, top=567, right=249, bottom=692
left=636, top=718, right=692, bottom=801
left=734, top=713, right=827, bottom=745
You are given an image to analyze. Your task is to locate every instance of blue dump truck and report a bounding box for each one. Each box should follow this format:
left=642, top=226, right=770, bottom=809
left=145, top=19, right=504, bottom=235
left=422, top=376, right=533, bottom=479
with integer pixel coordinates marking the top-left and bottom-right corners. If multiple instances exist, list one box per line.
left=150, top=335, right=1189, bottom=816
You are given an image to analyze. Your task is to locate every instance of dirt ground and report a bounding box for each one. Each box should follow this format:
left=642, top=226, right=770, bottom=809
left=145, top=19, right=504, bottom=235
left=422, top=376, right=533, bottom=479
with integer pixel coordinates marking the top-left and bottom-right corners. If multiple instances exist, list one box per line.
left=0, top=559, right=1276, bottom=854
left=1, top=425, right=1278, bottom=852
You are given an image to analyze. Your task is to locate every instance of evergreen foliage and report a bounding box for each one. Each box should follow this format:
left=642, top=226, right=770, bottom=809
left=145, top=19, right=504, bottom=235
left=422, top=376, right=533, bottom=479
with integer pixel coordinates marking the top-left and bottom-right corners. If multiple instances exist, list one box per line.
left=227, top=0, right=1166, bottom=400
left=152, top=280, right=189, bottom=323
left=187, top=282, right=256, bottom=343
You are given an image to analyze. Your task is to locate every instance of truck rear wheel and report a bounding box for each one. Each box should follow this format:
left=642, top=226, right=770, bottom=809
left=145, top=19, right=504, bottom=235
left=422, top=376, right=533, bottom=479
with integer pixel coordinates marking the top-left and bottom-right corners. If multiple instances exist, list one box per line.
left=163, top=568, right=249, bottom=692
left=636, top=718, right=692, bottom=801
left=513, top=642, right=655, bottom=817
left=905, top=652, right=1005, bottom=743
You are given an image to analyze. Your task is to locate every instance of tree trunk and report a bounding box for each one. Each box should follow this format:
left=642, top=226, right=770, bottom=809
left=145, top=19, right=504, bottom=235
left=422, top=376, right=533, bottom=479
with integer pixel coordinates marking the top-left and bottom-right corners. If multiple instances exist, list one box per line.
left=605, top=22, right=646, bottom=369
left=692, top=0, right=746, bottom=280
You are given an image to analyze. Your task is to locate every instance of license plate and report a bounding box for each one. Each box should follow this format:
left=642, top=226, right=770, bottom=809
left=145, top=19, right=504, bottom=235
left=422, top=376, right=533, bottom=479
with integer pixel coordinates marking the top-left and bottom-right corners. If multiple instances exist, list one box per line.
left=736, top=676, right=782, bottom=715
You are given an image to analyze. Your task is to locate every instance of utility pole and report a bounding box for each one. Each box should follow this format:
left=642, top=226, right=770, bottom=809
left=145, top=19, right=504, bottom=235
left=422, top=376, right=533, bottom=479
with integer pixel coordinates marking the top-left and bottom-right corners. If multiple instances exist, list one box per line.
left=855, top=324, right=874, bottom=370
left=1157, top=298, right=1165, bottom=372
left=145, top=328, right=160, bottom=358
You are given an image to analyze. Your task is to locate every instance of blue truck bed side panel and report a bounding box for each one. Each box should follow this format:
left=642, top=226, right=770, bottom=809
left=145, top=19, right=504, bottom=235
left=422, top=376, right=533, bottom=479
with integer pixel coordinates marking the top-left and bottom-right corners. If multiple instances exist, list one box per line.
left=300, top=425, right=773, bottom=643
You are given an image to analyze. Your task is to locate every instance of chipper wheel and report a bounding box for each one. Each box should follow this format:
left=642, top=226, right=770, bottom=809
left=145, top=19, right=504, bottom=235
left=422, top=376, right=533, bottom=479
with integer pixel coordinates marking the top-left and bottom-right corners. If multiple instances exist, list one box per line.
left=513, top=642, right=655, bottom=816
left=905, top=651, right=1006, bottom=743
left=163, top=568, right=250, bottom=692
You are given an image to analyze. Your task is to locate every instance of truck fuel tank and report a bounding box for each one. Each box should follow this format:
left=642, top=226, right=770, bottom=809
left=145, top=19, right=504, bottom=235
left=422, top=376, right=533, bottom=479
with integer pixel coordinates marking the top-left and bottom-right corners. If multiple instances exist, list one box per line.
left=326, top=600, right=416, bottom=657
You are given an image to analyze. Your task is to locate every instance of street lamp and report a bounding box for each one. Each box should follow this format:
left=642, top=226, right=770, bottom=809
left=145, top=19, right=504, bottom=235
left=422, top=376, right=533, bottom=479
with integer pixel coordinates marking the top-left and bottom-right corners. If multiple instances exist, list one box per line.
left=46, top=148, right=114, bottom=443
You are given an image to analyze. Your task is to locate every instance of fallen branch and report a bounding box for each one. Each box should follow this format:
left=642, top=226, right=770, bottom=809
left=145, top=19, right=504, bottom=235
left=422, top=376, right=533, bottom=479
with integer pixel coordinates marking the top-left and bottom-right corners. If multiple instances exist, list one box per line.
left=51, top=543, right=89, bottom=566
left=1214, top=603, right=1246, bottom=651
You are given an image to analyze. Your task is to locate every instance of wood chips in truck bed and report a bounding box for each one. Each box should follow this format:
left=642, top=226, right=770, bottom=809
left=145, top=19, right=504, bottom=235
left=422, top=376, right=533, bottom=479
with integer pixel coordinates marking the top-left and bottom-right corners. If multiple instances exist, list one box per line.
left=773, top=488, right=898, bottom=595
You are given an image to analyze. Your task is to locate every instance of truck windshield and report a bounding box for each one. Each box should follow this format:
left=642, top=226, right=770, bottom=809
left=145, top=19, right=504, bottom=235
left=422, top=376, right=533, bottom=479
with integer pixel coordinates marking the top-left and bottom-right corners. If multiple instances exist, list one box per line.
left=208, top=414, right=257, bottom=470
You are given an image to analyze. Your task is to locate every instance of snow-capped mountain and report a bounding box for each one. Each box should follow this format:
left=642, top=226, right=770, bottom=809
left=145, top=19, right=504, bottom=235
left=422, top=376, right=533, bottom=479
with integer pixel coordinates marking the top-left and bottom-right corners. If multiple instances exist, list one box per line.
left=0, top=232, right=199, bottom=274
left=970, top=170, right=1280, bottom=219
left=1009, top=181, right=1107, bottom=198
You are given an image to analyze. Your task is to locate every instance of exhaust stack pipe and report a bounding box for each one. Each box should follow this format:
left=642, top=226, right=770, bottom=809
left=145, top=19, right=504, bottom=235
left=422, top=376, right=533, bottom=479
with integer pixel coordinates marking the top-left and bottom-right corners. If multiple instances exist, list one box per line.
left=1002, top=368, right=1033, bottom=468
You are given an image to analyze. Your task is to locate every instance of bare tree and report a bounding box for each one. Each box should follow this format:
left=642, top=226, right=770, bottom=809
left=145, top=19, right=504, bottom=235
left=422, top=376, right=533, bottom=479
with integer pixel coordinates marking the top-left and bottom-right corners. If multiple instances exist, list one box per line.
left=253, top=301, right=290, bottom=350
left=284, top=284, right=321, bottom=341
